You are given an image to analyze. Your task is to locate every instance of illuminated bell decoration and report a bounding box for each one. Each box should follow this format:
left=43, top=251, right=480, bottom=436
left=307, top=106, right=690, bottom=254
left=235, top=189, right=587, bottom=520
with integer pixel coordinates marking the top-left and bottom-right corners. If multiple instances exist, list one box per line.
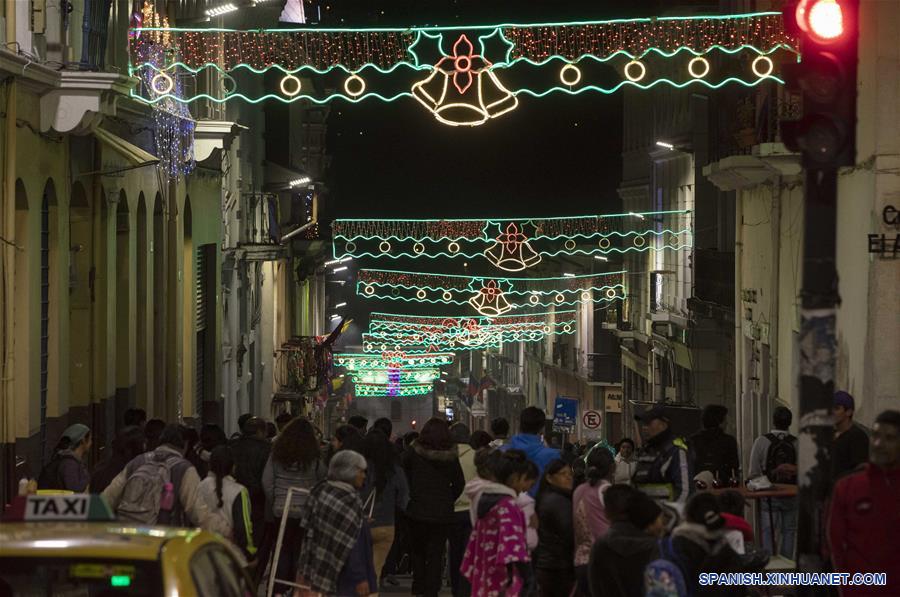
left=411, top=34, right=518, bottom=127
left=484, top=223, right=541, bottom=272
left=468, top=280, right=514, bottom=317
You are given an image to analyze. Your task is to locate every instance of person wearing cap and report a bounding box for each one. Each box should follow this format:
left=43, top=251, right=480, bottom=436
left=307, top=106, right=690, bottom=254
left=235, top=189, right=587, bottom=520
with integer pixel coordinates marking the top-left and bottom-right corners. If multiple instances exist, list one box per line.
left=832, top=391, right=870, bottom=480
left=631, top=403, right=691, bottom=504
left=37, top=424, right=92, bottom=492
left=588, top=485, right=665, bottom=597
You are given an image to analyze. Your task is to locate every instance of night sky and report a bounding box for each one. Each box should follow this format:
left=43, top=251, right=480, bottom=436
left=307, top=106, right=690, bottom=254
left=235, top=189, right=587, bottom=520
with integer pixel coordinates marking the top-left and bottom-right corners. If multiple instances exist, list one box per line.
left=322, top=0, right=666, bottom=219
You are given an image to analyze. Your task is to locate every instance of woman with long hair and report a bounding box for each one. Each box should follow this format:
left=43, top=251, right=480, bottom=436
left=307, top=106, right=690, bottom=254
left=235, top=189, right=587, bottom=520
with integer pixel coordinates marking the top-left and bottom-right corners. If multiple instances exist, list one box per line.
left=362, top=429, right=409, bottom=588
left=197, top=446, right=256, bottom=558
left=402, top=417, right=465, bottom=597
left=533, top=459, right=576, bottom=597
left=613, top=438, right=637, bottom=485
left=262, top=417, right=325, bottom=593
left=572, top=446, right=616, bottom=595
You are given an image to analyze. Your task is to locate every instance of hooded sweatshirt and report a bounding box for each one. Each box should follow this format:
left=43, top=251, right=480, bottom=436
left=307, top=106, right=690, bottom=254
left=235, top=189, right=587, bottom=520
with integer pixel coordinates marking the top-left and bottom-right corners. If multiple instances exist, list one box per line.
left=503, top=433, right=560, bottom=497
left=588, top=521, right=660, bottom=597
left=464, top=476, right=517, bottom=526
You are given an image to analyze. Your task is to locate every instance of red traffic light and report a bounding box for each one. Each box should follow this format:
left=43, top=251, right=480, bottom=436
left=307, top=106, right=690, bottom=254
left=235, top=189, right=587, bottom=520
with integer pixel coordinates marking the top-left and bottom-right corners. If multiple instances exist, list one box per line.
left=795, top=0, right=846, bottom=43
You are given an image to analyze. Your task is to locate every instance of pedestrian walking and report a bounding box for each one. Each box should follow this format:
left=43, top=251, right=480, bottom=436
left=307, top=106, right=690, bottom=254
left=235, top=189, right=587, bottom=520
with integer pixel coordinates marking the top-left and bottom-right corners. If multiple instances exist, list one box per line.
left=331, top=424, right=365, bottom=461
left=645, top=492, right=745, bottom=597
left=123, top=408, right=147, bottom=429
left=748, top=406, right=798, bottom=557
left=489, top=418, right=510, bottom=448
left=194, top=423, right=228, bottom=479
left=573, top=446, right=616, bottom=595
left=361, top=428, right=409, bottom=589
left=533, top=459, right=575, bottom=597
left=449, top=423, right=477, bottom=597
left=688, top=404, right=740, bottom=485
left=503, top=407, right=560, bottom=497
left=402, top=417, right=465, bottom=597
left=197, top=446, right=256, bottom=559
left=37, top=424, right=92, bottom=492
left=348, top=415, right=369, bottom=434
left=461, top=450, right=535, bottom=596
left=295, top=450, right=376, bottom=596
left=262, top=417, right=325, bottom=592
left=470, top=430, right=493, bottom=450
left=832, top=391, right=870, bottom=480
left=613, top=438, right=637, bottom=485
left=145, top=418, right=165, bottom=450
left=632, top=404, right=690, bottom=504
left=230, top=416, right=272, bottom=545
left=588, top=485, right=664, bottom=597
left=828, top=410, right=900, bottom=597
left=102, top=424, right=228, bottom=534
left=90, top=425, right=146, bottom=494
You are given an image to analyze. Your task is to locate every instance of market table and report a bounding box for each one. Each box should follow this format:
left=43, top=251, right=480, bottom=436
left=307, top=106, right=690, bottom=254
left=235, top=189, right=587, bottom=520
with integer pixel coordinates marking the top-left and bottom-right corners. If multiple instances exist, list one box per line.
left=710, top=483, right=798, bottom=555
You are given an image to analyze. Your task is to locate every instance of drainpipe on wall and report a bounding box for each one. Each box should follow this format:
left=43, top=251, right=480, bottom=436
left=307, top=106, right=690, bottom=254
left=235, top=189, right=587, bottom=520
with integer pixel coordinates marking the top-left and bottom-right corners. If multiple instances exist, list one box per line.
left=734, top=192, right=746, bottom=473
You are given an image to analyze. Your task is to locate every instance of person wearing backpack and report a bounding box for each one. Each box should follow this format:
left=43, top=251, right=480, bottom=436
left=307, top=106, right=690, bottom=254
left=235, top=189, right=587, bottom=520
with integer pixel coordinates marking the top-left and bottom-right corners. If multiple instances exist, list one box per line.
left=748, top=406, right=798, bottom=558
left=37, top=424, right=92, bottom=492
left=102, top=424, right=228, bottom=534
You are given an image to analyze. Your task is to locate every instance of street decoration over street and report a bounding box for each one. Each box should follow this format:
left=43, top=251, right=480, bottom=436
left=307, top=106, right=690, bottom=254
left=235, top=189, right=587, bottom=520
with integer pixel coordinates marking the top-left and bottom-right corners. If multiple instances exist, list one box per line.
left=334, top=351, right=455, bottom=369
left=357, top=269, right=625, bottom=313
left=334, top=210, right=691, bottom=269
left=129, top=12, right=796, bottom=126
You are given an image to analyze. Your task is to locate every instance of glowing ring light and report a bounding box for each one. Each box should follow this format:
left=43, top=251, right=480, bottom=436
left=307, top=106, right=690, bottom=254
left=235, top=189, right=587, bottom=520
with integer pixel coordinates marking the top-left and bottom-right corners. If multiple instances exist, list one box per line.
left=380, top=344, right=387, bottom=352
left=529, top=294, right=540, bottom=305
left=220, top=74, right=237, bottom=95
left=633, top=234, right=646, bottom=248
left=364, top=284, right=375, bottom=295
left=378, top=240, right=391, bottom=253
left=624, top=60, right=646, bottom=82
left=542, top=325, right=551, bottom=334
left=581, top=290, right=591, bottom=301
left=413, top=242, right=425, bottom=254
left=442, top=290, right=452, bottom=301
left=564, top=239, right=577, bottom=251
left=563, top=323, right=572, bottom=333
left=598, top=237, right=611, bottom=250
left=752, top=55, right=774, bottom=78
left=605, top=288, right=618, bottom=299
left=345, top=241, right=356, bottom=253
left=151, top=72, right=174, bottom=95
left=279, top=74, right=302, bottom=97
left=416, top=289, right=427, bottom=300
left=344, top=74, right=366, bottom=98
left=364, top=343, right=374, bottom=352
left=560, top=64, right=582, bottom=86
left=670, top=234, right=681, bottom=246
left=554, top=292, right=565, bottom=303
left=448, top=241, right=460, bottom=254
left=688, top=56, right=710, bottom=79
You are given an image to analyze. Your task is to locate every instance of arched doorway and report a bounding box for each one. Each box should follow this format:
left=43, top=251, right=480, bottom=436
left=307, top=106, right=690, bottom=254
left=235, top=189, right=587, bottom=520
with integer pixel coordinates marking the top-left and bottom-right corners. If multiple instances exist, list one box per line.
left=115, top=190, right=132, bottom=425
left=136, top=193, right=149, bottom=411
left=152, top=193, right=165, bottom=418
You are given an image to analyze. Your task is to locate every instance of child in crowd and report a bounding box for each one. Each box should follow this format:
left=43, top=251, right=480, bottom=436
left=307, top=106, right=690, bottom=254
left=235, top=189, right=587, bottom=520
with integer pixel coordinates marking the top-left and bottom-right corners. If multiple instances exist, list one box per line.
left=515, top=460, right=540, bottom=551
left=197, top=446, right=256, bottom=560
left=462, top=449, right=534, bottom=596
left=717, top=490, right=753, bottom=555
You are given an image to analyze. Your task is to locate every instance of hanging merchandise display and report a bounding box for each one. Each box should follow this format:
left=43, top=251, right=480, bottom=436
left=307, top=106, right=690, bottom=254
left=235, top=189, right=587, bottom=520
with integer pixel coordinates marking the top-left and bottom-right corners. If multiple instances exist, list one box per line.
left=357, top=269, right=626, bottom=312
left=333, top=209, right=691, bottom=267
left=129, top=12, right=796, bottom=126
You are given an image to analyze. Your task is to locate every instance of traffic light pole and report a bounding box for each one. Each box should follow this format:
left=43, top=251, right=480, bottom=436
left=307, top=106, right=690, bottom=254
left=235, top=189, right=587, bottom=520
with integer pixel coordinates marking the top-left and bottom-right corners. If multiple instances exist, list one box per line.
left=796, top=167, right=838, bottom=581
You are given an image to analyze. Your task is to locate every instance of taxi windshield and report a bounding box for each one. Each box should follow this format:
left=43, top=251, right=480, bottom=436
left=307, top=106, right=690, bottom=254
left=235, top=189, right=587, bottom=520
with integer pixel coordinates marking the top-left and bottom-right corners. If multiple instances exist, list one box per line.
left=0, top=557, right=163, bottom=596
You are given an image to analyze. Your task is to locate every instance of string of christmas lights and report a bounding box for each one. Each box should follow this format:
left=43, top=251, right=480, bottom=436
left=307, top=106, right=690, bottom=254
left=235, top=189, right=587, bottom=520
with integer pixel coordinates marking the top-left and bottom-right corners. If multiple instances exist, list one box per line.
left=130, top=13, right=793, bottom=73
left=334, top=352, right=455, bottom=369
left=368, top=310, right=575, bottom=327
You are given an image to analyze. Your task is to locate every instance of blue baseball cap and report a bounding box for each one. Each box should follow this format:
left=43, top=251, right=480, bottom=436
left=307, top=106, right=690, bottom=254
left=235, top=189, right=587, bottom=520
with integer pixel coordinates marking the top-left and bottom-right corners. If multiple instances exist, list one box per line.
left=834, top=391, right=855, bottom=411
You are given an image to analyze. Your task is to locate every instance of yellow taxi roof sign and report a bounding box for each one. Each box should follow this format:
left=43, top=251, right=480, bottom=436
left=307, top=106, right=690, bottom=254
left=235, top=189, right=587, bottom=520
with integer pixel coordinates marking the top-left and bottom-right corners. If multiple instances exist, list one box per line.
left=2, top=494, right=115, bottom=523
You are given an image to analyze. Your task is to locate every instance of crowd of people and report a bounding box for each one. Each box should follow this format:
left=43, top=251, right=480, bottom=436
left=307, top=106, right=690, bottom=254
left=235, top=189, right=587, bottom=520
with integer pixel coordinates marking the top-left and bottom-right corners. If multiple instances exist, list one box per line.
left=25, top=393, right=900, bottom=596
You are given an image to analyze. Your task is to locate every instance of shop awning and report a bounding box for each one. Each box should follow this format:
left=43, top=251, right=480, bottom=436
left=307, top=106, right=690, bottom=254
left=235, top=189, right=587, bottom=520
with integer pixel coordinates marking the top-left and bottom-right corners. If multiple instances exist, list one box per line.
left=94, top=127, right=158, bottom=169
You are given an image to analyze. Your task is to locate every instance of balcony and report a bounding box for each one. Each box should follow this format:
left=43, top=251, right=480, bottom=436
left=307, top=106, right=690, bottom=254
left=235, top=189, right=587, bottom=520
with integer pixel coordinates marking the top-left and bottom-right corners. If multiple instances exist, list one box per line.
left=235, top=192, right=286, bottom=261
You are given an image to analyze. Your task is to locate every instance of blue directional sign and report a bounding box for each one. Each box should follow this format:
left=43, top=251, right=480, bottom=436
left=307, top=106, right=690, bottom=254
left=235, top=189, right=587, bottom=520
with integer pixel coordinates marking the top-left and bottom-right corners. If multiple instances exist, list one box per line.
left=553, top=396, right=578, bottom=430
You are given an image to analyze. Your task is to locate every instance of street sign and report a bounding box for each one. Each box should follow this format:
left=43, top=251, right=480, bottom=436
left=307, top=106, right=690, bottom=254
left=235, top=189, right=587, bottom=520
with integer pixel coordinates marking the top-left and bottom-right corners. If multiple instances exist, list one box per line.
left=582, top=410, right=602, bottom=429
left=553, top=396, right=578, bottom=430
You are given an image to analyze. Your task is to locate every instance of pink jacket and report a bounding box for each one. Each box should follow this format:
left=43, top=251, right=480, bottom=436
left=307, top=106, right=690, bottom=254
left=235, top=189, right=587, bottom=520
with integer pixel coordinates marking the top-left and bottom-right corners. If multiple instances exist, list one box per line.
left=461, top=495, right=530, bottom=596
left=573, top=480, right=612, bottom=566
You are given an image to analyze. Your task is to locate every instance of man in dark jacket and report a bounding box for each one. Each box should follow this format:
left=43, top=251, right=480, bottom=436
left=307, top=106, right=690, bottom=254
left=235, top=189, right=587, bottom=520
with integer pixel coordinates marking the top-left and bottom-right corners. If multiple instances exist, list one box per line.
left=832, top=391, right=870, bottom=480
left=633, top=404, right=691, bottom=504
left=689, top=404, right=740, bottom=484
left=589, top=485, right=664, bottom=597
left=402, top=418, right=465, bottom=597
left=229, top=417, right=271, bottom=541
left=828, top=410, right=900, bottom=596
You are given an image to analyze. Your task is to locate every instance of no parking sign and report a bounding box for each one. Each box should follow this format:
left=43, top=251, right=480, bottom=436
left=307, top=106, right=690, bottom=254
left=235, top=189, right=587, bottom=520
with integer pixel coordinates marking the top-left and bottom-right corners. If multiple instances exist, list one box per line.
left=582, top=410, right=602, bottom=429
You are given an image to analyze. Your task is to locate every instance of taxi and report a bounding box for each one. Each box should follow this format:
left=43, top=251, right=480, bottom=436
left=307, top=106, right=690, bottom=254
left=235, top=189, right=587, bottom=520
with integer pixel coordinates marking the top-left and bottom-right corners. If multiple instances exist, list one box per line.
left=0, top=493, right=255, bottom=596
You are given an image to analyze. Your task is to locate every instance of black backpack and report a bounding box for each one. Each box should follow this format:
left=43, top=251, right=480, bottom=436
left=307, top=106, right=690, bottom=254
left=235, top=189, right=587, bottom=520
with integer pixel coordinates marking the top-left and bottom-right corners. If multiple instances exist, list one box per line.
left=764, top=433, right=797, bottom=483
left=37, top=453, right=77, bottom=490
